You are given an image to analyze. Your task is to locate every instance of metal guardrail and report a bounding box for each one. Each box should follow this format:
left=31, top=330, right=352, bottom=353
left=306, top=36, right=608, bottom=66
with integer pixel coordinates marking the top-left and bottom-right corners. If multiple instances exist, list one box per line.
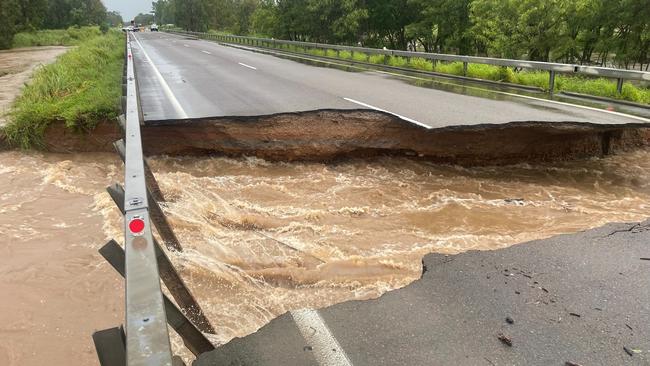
left=93, top=32, right=218, bottom=366
left=169, top=30, right=650, bottom=95
left=123, top=33, right=174, bottom=366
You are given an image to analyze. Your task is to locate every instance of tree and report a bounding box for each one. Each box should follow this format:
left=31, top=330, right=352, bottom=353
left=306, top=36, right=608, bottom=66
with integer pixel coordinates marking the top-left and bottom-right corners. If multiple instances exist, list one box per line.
left=153, top=0, right=175, bottom=25
left=106, top=11, right=123, bottom=27
left=470, top=0, right=564, bottom=61
left=407, top=0, right=472, bottom=53
left=134, top=12, right=155, bottom=25
left=44, top=0, right=107, bottom=29
left=174, top=0, right=211, bottom=31
left=251, top=0, right=281, bottom=36
left=17, top=0, right=47, bottom=31
left=0, top=0, right=20, bottom=49
left=146, top=0, right=649, bottom=69
left=366, top=0, right=418, bottom=49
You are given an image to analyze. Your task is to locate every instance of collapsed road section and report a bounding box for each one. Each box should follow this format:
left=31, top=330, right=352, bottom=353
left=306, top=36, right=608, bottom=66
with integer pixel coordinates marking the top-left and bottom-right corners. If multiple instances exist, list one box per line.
left=27, top=111, right=650, bottom=166
left=85, top=30, right=650, bottom=366
left=196, top=220, right=650, bottom=366
left=11, top=31, right=648, bottom=164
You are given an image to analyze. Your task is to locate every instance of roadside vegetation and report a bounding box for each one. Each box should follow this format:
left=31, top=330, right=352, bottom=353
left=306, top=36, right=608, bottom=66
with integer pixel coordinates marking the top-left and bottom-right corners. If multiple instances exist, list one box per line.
left=155, top=0, right=649, bottom=71
left=1, top=0, right=122, bottom=50
left=156, top=0, right=649, bottom=104
left=4, top=30, right=124, bottom=148
left=210, top=36, right=650, bottom=105
left=12, top=26, right=105, bottom=48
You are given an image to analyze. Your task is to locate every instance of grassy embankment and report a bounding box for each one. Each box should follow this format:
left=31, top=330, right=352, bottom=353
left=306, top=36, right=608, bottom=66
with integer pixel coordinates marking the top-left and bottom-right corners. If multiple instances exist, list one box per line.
left=228, top=37, right=650, bottom=105
left=12, top=26, right=105, bottom=48
left=4, top=28, right=124, bottom=148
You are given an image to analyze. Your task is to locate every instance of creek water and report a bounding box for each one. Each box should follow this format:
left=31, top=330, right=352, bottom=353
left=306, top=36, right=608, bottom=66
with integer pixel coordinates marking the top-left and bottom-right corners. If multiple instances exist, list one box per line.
left=1, top=150, right=649, bottom=364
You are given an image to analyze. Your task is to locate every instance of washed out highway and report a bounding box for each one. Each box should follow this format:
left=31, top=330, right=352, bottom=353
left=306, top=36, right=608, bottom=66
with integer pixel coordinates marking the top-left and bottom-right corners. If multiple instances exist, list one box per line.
left=123, top=31, right=650, bottom=365
left=0, top=27, right=649, bottom=366
left=1, top=1, right=649, bottom=364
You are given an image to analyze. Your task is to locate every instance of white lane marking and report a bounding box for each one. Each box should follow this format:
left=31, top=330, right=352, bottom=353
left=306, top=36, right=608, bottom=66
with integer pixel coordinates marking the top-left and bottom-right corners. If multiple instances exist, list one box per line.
left=183, top=44, right=189, bottom=47
left=291, top=309, right=353, bottom=366
left=343, top=97, right=431, bottom=129
left=133, top=34, right=189, bottom=119
left=201, top=50, right=211, bottom=55
left=238, top=62, right=257, bottom=70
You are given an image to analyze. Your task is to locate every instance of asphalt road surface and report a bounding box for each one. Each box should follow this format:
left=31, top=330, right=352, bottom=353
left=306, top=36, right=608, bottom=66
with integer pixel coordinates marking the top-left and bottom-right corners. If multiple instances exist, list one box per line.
left=195, top=220, right=650, bottom=366
left=130, top=32, right=649, bottom=128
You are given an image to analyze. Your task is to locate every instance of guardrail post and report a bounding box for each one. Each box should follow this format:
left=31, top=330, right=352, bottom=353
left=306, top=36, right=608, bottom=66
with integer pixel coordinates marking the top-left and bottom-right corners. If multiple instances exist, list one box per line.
left=99, top=240, right=216, bottom=356
left=463, top=61, right=468, bottom=76
left=549, top=70, right=556, bottom=95
left=616, top=78, right=624, bottom=94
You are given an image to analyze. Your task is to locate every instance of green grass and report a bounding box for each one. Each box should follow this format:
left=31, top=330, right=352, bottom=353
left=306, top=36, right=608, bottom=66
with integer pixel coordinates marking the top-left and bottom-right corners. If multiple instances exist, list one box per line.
left=12, top=26, right=104, bottom=48
left=352, top=52, right=368, bottom=62
left=307, top=48, right=326, bottom=57
left=408, top=57, right=433, bottom=71
left=555, top=77, right=650, bottom=104
left=326, top=49, right=338, bottom=58
left=339, top=50, right=352, bottom=59
left=434, top=61, right=464, bottom=76
left=466, top=64, right=517, bottom=83
left=387, top=56, right=408, bottom=68
left=5, top=30, right=124, bottom=148
left=369, top=54, right=386, bottom=64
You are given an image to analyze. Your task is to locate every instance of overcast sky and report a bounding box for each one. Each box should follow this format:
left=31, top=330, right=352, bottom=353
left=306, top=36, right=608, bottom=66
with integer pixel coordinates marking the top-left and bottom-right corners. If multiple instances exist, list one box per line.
left=103, top=0, right=152, bottom=22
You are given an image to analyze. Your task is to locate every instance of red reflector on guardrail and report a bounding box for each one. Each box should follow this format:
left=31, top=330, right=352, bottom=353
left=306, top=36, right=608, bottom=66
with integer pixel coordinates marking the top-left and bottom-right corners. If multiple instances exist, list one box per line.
left=129, top=217, right=145, bottom=234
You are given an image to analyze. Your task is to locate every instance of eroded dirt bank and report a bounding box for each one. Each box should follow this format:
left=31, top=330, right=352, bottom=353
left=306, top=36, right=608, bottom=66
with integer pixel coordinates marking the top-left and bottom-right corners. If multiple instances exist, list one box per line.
left=16, top=110, right=650, bottom=165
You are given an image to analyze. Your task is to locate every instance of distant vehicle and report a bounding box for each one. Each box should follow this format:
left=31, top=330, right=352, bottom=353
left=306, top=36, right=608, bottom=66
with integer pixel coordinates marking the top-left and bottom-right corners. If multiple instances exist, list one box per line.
left=122, top=26, right=135, bottom=32
left=150, top=24, right=159, bottom=32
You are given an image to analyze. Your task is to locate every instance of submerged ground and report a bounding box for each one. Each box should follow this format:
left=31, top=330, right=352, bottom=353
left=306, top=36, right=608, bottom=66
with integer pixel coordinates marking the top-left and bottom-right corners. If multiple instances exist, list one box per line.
left=1, top=150, right=649, bottom=365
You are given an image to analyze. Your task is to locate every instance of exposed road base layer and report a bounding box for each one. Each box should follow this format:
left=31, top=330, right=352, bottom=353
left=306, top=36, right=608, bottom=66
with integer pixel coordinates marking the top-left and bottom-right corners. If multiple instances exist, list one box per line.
left=138, top=110, right=650, bottom=165
left=2, top=109, right=650, bottom=165
left=197, top=220, right=650, bottom=365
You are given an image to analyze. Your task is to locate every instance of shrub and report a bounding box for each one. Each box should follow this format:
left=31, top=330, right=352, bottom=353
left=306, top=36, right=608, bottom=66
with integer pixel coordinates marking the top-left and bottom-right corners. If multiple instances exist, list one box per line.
left=387, top=56, right=408, bottom=67
left=352, top=51, right=368, bottom=62
left=368, top=54, right=385, bottom=64
left=12, top=26, right=102, bottom=48
left=409, top=57, right=433, bottom=71
left=307, top=48, right=326, bottom=57
left=434, top=61, right=464, bottom=75
left=5, top=30, right=124, bottom=148
left=338, top=50, right=352, bottom=59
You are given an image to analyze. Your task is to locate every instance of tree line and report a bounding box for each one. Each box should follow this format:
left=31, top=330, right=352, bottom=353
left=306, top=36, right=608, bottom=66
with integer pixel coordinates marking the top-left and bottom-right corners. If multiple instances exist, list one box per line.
left=0, top=0, right=121, bottom=49
left=153, top=0, right=649, bottom=70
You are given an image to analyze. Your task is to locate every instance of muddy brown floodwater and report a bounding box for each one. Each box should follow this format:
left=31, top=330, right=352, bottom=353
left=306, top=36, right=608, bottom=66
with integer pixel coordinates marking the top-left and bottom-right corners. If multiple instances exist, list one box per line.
left=1, top=149, right=650, bottom=365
